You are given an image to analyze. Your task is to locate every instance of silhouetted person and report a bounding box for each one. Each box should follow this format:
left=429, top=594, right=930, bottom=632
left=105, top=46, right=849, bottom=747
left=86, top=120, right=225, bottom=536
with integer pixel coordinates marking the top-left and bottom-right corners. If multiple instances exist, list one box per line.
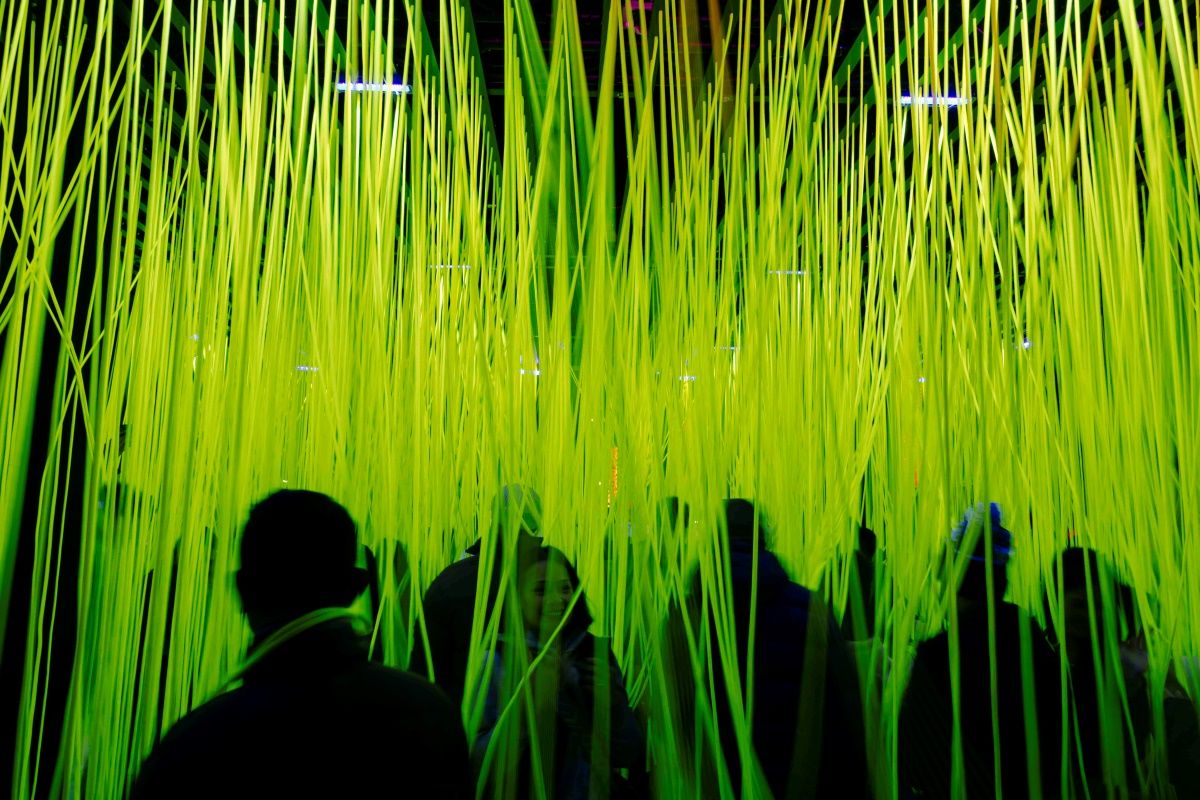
left=899, top=502, right=1063, bottom=798
left=131, top=490, right=471, bottom=798
left=411, top=485, right=544, bottom=707
left=1050, top=547, right=1200, bottom=797
left=665, top=499, right=871, bottom=798
left=819, top=520, right=889, bottom=777
left=841, top=523, right=879, bottom=643
left=473, top=546, right=644, bottom=800
left=817, top=521, right=881, bottom=675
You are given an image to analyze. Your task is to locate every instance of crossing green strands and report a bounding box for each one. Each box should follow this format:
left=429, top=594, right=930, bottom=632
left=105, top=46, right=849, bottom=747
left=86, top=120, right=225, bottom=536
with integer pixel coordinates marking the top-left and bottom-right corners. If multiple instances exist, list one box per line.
left=1, top=0, right=1198, bottom=797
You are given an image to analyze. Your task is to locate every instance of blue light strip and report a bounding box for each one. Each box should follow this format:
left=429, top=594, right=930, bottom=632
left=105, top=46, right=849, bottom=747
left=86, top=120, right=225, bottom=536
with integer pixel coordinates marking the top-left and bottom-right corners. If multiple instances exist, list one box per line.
left=900, top=94, right=969, bottom=107
left=336, top=80, right=412, bottom=95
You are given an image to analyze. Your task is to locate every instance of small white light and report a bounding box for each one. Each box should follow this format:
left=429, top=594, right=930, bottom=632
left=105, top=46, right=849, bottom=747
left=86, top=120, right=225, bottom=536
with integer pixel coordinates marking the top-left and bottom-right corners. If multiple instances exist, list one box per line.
left=769, top=270, right=806, bottom=276
left=337, top=79, right=412, bottom=94
left=297, top=365, right=319, bottom=372
left=1022, top=338, right=1032, bottom=350
left=716, top=346, right=738, bottom=351
left=519, top=369, right=541, bottom=377
left=189, top=333, right=200, bottom=341
left=429, top=264, right=471, bottom=270
left=679, top=375, right=697, bottom=382
left=900, top=94, right=969, bottom=108
left=918, top=376, right=927, bottom=384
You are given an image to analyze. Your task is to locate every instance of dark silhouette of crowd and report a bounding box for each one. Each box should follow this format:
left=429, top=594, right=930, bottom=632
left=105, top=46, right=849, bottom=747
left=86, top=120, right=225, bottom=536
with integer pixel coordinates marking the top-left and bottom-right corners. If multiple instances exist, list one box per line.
left=132, top=489, right=1200, bottom=799
left=898, top=503, right=1200, bottom=799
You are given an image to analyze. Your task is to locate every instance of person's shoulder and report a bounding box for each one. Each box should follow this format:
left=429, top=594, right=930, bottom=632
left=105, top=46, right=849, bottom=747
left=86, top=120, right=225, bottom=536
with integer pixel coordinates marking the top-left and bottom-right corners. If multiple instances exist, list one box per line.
left=729, top=545, right=797, bottom=595
left=424, top=556, right=480, bottom=599
left=779, top=575, right=815, bottom=605
left=131, top=690, right=253, bottom=797
left=355, top=663, right=462, bottom=715
left=992, top=603, right=1058, bottom=663
left=153, top=686, right=253, bottom=744
left=326, top=663, right=468, bottom=763
left=349, top=664, right=471, bottom=773
left=993, top=601, right=1030, bottom=631
left=766, top=574, right=817, bottom=627
left=912, top=629, right=952, bottom=670
left=563, top=629, right=604, bottom=659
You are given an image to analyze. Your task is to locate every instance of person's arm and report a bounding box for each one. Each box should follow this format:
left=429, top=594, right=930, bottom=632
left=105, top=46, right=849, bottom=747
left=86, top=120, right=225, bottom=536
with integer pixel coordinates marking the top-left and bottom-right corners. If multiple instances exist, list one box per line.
left=598, top=653, right=644, bottom=768
left=897, top=641, right=955, bottom=798
left=433, top=700, right=477, bottom=800
left=571, top=648, right=644, bottom=768
left=609, top=688, right=645, bottom=768
left=825, top=611, right=880, bottom=791
left=409, top=595, right=446, bottom=681
left=470, top=649, right=506, bottom=771
left=471, top=645, right=562, bottom=777
left=1164, top=696, right=1200, bottom=796
left=527, top=644, right=565, bottom=779
left=129, top=749, right=169, bottom=799
left=127, top=713, right=208, bottom=799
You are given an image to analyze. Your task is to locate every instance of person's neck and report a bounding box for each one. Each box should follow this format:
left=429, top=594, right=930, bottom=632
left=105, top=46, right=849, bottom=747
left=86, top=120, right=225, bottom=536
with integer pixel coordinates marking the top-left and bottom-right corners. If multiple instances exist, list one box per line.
left=249, top=607, right=356, bottom=650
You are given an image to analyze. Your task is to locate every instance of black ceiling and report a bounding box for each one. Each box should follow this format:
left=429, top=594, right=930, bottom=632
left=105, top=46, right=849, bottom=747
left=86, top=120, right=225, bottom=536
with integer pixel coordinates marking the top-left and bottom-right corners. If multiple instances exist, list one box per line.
left=60, top=0, right=1167, bottom=203
left=105, top=1, right=1136, bottom=102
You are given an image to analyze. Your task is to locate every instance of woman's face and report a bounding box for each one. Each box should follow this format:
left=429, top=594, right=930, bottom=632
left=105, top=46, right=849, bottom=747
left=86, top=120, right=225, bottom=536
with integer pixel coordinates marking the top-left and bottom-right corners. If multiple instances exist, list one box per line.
left=520, top=558, right=574, bottom=634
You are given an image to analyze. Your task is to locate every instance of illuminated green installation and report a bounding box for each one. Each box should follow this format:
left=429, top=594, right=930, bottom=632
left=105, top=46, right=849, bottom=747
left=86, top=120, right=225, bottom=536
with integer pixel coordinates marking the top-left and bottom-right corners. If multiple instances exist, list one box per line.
left=2, top=0, right=1197, bottom=797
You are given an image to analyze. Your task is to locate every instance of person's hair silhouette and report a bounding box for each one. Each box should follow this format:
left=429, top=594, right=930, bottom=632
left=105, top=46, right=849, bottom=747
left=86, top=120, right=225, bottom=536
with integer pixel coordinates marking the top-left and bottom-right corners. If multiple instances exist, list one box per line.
left=131, top=490, right=472, bottom=799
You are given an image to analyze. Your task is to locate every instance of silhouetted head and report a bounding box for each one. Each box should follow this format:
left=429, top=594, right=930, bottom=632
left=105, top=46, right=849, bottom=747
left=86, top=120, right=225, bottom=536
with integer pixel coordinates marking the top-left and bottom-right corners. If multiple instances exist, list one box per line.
left=857, top=523, right=878, bottom=560
left=466, top=484, right=543, bottom=559
left=950, top=502, right=1013, bottom=605
left=1052, top=547, right=1138, bottom=665
left=462, top=484, right=544, bottom=604
left=479, top=485, right=545, bottom=601
left=494, top=483, right=543, bottom=536
left=724, top=498, right=771, bottom=545
left=855, top=524, right=879, bottom=589
left=844, top=523, right=879, bottom=639
left=662, top=497, right=691, bottom=531
left=236, top=490, right=369, bottom=636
